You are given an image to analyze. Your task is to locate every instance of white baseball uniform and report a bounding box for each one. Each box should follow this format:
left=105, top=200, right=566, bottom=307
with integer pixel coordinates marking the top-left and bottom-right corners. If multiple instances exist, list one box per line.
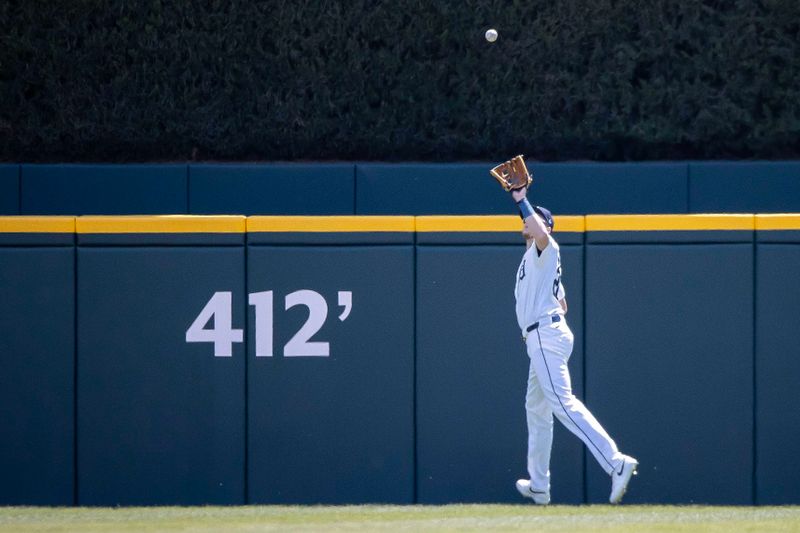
left=515, top=232, right=625, bottom=493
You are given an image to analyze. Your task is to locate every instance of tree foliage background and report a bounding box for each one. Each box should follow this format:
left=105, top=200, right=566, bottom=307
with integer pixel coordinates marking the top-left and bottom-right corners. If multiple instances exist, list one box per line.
left=1, top=0, right=799, bottom=162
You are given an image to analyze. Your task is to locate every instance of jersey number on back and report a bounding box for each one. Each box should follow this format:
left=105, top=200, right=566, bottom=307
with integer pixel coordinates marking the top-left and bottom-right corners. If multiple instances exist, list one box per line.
left=552, top=256, right=562, bottom=298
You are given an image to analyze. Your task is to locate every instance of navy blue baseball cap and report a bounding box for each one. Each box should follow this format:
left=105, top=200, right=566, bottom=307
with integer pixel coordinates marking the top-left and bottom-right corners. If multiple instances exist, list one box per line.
left=533, top=205, right=554, bottom=230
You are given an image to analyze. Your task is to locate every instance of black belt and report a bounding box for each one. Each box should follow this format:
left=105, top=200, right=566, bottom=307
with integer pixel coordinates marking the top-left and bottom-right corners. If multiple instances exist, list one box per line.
left=526, top=314, right=561, bottom=333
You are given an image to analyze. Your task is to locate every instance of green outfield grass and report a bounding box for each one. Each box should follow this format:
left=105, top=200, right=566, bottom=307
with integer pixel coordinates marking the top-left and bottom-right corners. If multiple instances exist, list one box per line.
left=1, top=505, right=799, bottom=532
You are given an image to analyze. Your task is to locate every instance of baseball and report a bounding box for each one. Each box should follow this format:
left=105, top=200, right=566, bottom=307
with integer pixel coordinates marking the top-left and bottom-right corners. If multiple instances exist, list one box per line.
left=485, top=28, right=498, bottom=43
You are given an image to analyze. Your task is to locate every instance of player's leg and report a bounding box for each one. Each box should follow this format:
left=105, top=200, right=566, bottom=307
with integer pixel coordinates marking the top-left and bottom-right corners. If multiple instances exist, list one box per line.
left=524, top=362, right=553, bottom=494
left=516, top=365, right=552, bottom=504
left=526, top=326, right=623, bottom=476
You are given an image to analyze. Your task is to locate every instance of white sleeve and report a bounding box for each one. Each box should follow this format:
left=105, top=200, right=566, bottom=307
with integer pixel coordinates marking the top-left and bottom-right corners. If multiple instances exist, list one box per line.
left=557, top=280, right=565, bottom=300
left=534, top=236, right=557, bottom=266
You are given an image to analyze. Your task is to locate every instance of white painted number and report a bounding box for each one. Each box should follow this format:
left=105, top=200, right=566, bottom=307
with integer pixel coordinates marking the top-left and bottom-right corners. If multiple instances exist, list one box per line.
left=187, top=289, right=352, bottom=357
left=249, top=290, right=274, bottom=357
left=284, top=290, right=329, bottom=357
left=185, top=291, right=243, bottom=357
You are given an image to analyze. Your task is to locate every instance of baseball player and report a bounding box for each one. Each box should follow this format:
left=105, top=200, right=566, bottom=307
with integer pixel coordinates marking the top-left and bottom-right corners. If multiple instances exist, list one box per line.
left=510, top=185, right=638, bottom=504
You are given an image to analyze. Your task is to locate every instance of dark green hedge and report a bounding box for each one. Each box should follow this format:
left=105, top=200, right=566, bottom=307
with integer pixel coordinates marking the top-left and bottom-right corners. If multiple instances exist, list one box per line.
left=2, top=0, right=799, bottom=162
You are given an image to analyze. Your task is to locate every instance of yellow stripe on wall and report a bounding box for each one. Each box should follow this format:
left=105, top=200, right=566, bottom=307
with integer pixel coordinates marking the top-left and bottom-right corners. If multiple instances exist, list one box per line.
left=416, top=216, right=519, bottom=232
left=6, top=214, right=800, bottom=234
left=248, top=216, right=415, bottom=233
left=586, top=214, right=754, bottom=231
left=553, top=216, right=585, bottom=233
left=0, top=216, right=75, bottom=233
left=755, top=214, right=800, bottom=231
left=415, top=215, right=585, bottom=233
left=76, top=216, right=246, bottom=233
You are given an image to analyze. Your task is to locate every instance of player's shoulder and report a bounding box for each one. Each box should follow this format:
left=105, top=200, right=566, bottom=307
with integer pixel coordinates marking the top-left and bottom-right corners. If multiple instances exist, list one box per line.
left=532, top=235, right=558, bottom=258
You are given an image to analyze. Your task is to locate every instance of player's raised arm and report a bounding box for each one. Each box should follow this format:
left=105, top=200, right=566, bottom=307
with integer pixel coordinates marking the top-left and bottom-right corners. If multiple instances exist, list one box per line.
left=511, top=187, right=550, bottom=252
left=489, top=155, right=550, bottom=251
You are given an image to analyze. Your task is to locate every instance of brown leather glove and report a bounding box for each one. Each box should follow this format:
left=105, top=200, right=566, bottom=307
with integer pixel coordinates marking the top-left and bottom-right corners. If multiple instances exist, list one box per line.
left=489, top=155, right=532, bottom=192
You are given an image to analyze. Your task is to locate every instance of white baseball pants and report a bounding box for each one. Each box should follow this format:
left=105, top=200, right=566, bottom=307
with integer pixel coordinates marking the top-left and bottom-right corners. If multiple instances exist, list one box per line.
left=524, top=319, right=623, bottom=492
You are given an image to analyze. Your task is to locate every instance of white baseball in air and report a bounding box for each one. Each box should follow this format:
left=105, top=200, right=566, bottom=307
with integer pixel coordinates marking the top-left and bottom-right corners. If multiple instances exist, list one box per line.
left=485, top=28, right=498, bottom=43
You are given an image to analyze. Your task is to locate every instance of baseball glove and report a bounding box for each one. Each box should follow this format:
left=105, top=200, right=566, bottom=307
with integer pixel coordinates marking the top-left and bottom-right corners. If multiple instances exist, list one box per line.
left=489, top=155, right=532, bottom=191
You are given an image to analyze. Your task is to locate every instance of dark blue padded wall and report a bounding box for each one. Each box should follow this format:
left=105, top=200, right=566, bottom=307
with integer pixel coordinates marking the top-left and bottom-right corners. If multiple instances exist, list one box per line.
left=415, top=242, right=585, bottom=504
left=0, top=164, right=19, bottom=214
left=190, top=164, right=355, bottom=214
left=755, top=242, right=800, bottom=504
left=10, top=160, right=800, bottom=216
left=21, top=164, right=187, bottom=215
left=0, top=246, right=74, bottom=505
left=530, top=162, right=689, bottom=215
left=6, top=213, right=800, bottom=506
left=690, top=162, right=800, bottom=213
left=356, top=162, right=689, bottom=216
left=77, top=245, right=245, bottom=505
left=585, top=244, right=754, bottom=504
left=356, top=163, right=512, bottom=215
left=247, top=245, right=414, bottom=504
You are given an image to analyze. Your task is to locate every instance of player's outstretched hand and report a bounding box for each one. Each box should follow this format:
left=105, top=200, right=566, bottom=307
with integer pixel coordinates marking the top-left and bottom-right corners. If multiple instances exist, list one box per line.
left=511, top=187, right=528, bottom=203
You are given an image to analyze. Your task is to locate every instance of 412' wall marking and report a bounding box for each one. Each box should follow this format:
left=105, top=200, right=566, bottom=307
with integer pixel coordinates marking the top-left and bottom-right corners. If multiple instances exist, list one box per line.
left=186, top=290, right=353, bottom=357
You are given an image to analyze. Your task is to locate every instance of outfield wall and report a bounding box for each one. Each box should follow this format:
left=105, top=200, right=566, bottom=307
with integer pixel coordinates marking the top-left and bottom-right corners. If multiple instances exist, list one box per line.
left=1, top=215, right=799, bottom=506
left=2, top=162, right=800, bottom=216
